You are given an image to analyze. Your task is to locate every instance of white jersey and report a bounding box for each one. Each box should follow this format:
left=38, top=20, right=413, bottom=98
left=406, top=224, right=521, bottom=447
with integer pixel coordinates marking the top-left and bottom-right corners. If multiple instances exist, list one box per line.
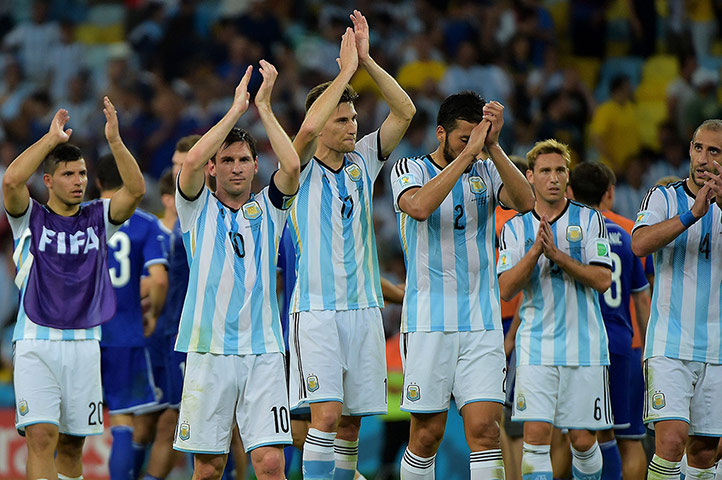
left=7, top=199, right=118, bottom=342
left=175, top=179, right=291, bottom=355
left=390, top=155, right=504, bottom=332
left=288, top=131, right=385, bottom=313
left=633, top=180, right=722, bottom=364
left=498, top=200, right=612, bottom=366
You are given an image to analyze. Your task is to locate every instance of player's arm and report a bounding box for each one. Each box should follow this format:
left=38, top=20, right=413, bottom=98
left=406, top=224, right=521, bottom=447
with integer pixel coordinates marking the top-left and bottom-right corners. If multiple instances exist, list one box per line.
left=631, top=182, right=714, bottom=257
left=381, top=277, right=404, bottom=304
left=498, top=241, right=542, bottom=301
left=398, top=120, right=490, bottom=221
left=179, top=67, right=253, bottom=198
left=631, top=288, right=650, bottom=343
left=351, top=10, right=415, bottom=158
left=103, top=97, right=145, bottom=224
left=293, top=29, right=358, bottom=165
left=482, top=101, right=535, bottom=213
left=143, top=263, right=168, bottom=336
left=255, top=60, right=299, bottom=195
left=539, top=217, right=611, bottom=292
left=2, top=109, right=72, bottom=216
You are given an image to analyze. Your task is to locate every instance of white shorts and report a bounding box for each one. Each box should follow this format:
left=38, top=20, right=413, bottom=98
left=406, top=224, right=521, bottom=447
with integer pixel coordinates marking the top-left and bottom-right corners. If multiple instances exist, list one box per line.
left=400, top=330, right=506, bottom=413
left=13, top=339, right=104, bottom=436
left=173, top=352, right=292, bottom=454
left=644, top=356, right=722, bottom=435
left=513, top=364, right=613, bottom=430
left=288, top=308, right=387, bottom=416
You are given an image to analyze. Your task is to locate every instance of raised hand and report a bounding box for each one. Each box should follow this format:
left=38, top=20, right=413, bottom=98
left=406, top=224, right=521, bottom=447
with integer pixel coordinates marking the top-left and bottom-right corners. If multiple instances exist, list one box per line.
left=255, top=60, right=277, bottom=108
left=103, top=96, right=120, bottom=144
left=349, top=10, right=370, bottom=63
left=49, top=108, right=72, bottom=144
left=336, top=27, right=358, bottom=74
left=232, top=65, right=253, bottom=115
left=690, top=181, right=714, bottom=219
left=482, top=101, right=505, bottom=146
left=462, top=118, right=491, bottom=160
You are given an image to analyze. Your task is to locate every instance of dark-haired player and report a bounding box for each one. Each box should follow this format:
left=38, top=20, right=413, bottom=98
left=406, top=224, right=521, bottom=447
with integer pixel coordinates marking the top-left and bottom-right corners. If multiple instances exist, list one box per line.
left=96, top=153, right=168, bottom=480
left=3, top=98, right=145, bottom=480
left=389, top=92, right=533, bottom=479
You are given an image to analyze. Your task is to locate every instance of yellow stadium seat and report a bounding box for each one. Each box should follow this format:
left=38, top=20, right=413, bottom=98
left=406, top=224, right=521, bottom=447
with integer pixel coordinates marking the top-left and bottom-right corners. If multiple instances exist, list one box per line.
left=641, top=54, right=680, bottom=83
left=562, top=56, right=602, bottom=91
left=635, top=79, right=671, bottom=102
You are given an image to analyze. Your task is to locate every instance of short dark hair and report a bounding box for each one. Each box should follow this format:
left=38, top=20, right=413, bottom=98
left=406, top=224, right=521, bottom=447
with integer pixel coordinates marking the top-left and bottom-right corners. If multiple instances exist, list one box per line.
left=610, top=74, right=629, bottom=93
left=569, top=162, right=611, bottom=207
left=175, top=134, right=201, bottom=153
left=43, top=143, right=83, bottom=175
left=213, top=127, right=257, bottom=162
left=96, top=154, right=123, bottom=191
left=304, top=81, right=358, bottom=112
left=437, top=91, right=486, bottom=133
left=159, top=169, right=175, bottom=196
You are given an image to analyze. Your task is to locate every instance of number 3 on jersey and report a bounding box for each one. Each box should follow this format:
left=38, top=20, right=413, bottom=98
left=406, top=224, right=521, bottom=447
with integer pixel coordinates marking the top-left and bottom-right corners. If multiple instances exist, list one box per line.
left=602, top=252, right=622, bottom=308
left=108, top=231, right=131, bottom=288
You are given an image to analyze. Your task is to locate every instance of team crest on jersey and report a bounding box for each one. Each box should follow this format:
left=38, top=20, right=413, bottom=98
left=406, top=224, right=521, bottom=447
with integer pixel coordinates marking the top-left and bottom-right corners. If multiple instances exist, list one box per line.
left=566, top=225, right=583, bottom=242
left=469, top=176, right=487, bottom=194
left=345, top=163, right=363, bottom=182
left=516, top=393, right=526, bottom=411
left=596, top=241, right=609, bottom=257
left=179, top=422, right=190, bottom=440
left=652, top=391, right=666, bottom=410
left=242, top=201, right=263, bottom=220
left=18, top=399, right=28, bottom=416
left=406, top=383, right=421, bottom=402
left=306, top=374, right=320, bottom=392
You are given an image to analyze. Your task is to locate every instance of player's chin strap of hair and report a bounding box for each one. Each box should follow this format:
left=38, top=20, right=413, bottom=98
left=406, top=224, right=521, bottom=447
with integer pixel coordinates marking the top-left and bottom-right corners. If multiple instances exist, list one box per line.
left=13, top=228, right=33, bottom=289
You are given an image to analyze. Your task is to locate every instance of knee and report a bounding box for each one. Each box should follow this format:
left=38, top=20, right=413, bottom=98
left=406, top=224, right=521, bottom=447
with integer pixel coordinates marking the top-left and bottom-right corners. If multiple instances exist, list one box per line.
left=467, top=417, right=501, bottom=450
left=337, top=417, right=361, bottom=442
left=687, top=438, right=719, bottom=468
left=569, top=431, right=596, bottom=452
left=57, top=434, right=85, bottom=463
left=193, top=455, right=225, bottom=480
left=251, top=447, right=283, bottom=479
left=411, top=422, right=445, bottom=454
left=311, top=407, right=341, bottom=432
left=25, top=425, right=58, bottom=454
left=524, top=422, right=553, bottom=446
left=655, top=430, right=687, bottom=460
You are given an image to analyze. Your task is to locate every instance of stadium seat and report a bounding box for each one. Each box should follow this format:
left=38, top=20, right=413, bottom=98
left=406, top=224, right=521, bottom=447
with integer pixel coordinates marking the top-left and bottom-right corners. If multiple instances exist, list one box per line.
left=635, top=100, right=667, bottom=149
left=641, top=54, right=680, bottom=83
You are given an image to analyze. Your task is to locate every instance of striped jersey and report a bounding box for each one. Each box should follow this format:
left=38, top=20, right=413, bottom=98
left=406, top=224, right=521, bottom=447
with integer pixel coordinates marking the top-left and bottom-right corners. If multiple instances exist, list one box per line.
left=497, top=200, right=612, bottom=366
left=175, top=177, right=293, bottom=355
left=288, top=131, right=384, bottom=313
left=633, top=180, right=722, bottom=363
left=7, top=198, right=120, bottom=342
left=390, top=155, right=504, bottom=332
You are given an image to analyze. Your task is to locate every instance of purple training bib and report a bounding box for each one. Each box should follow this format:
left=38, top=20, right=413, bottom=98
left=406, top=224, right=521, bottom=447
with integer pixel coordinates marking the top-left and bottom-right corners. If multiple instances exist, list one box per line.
left=23, top=199, right=116, bottom=329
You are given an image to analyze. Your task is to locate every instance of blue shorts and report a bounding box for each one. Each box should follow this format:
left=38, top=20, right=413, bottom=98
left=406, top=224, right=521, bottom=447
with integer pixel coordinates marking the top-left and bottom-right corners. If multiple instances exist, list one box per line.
left=100, top=345, right=158, bottom=414
left=145, top=332, right=186, bottom=411
left=609, top=349, right=645, bottom=438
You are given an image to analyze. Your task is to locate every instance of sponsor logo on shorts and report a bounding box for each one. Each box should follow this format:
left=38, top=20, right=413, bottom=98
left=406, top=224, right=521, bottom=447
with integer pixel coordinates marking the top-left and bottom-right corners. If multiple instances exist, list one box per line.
left=469, top=176, right=487, bottom=194
left=566, top=225, right=582, bottom=242
left=242, top=201, right=263, bottom=220
left=345, top=163, right=363, bottom=182
left=179, top=422, right=190, bottom=441
left=306, top=374, right=319, bottom=392
left=652, top=391, right=666, bottom=410
left=516, top=393, right=526, bottom=411
left=18, top=399, right=28, bottom=416
left=596, top=241, right=608, bottom=257
left=406, top=383, right=420, bottom=402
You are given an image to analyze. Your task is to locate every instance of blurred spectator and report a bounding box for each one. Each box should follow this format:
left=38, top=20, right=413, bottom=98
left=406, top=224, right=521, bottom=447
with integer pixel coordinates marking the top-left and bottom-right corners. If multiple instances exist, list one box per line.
left=589, top=74, right=640, bottom=176
left=613, top=151, right=653, bottom=219
left=628, top=0, right=657, bottom=57
left=397, top=33, right=447, bottom=93
left=570, top=0, right=609, bottom=58
left=47, top=20, right=85, bottom=103
left=666, top=55, right=698, bottom=140
left=513, top=0, right=555, bottom=67
left=680, top=67, right=722, bottom=140
left=2, top=0, right=60, bottom=87
left=0, top=58, right=32, bottom=123
left=128, top=0, right=166, bottom=69
left=236, top=0, right=285, bottom=60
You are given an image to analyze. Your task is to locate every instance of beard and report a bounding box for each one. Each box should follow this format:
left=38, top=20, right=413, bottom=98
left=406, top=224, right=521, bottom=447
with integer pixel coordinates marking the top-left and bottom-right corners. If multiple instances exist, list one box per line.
left=443, top=141, right=457, bottom=164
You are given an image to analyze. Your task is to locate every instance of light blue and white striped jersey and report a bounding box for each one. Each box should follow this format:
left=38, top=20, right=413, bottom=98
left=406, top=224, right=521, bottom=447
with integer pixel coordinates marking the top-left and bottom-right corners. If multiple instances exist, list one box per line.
left=497, top=200, right=612, bottom=366
left=390, top=155, right=504, bottom=332
left=8, top=198, right=119, bottom=342
left=175, top=178, right=292, bottom=355
left=633, top=181, right=722, bottom=363
left=288, top=131, right=384, bottom=313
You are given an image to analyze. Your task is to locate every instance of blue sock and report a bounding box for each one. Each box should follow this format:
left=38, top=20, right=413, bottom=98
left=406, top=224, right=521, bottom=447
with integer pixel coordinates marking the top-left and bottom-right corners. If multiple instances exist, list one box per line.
left=303, top=428, right=336, bottom=479
left=132, top=442, right=147, bottom=479
left=599, top=439, right=622, bottom=480
left=222, top=450, right=235, bottom=480
left=284, top=445, right=295, bottom=477
left=332, top=439, right=358, bottom=480
left=110, top=426, right=134, bottom=480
